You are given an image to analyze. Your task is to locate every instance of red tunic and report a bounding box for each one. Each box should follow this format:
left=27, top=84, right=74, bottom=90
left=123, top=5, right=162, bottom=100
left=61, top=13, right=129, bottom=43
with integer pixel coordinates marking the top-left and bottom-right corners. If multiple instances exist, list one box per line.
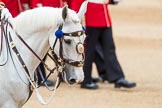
left=42, top=0, right=63, bottom=7
left=28, top=0, right=63, bottom=8
left=65, top=0, right=84, bottom=12
left=85, top=2, right=112, bottom=27
left=26, top=0, right=41, bottom=8
left=2, top=0, right=24, bottom=17
left=66, top=0, right=112, bottom=27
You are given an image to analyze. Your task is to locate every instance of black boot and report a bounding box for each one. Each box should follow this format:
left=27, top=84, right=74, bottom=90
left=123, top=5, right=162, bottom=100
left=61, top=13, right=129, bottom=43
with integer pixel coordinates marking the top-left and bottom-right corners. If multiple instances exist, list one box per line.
left=92, top=77, right=103, bottom=83
left=114, top=78, right=136, bottom=88
left=81, top=82, right=99, bottom=89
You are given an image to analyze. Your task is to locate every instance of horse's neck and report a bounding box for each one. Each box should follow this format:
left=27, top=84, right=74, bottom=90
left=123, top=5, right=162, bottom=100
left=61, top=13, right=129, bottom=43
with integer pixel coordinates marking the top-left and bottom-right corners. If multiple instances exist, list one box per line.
left=10, top=7, right=62, bottom=74
left=12, top=31, right=50, bottom=75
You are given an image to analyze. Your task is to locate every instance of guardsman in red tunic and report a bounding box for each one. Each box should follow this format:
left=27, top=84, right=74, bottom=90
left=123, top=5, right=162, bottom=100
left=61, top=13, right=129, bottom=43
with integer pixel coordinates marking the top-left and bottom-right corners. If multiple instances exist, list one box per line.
left=66, top=0, right=136, bottom=89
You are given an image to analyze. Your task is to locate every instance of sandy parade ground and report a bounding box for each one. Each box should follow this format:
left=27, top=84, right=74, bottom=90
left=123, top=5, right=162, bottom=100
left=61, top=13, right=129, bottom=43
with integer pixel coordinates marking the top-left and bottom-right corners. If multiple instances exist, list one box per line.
left=23, top=0, right=162, bottom=108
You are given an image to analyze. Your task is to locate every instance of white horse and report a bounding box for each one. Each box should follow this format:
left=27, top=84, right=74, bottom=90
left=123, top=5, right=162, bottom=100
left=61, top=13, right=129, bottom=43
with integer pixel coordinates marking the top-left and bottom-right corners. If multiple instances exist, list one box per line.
left=0, top=1, right=88, bottom=108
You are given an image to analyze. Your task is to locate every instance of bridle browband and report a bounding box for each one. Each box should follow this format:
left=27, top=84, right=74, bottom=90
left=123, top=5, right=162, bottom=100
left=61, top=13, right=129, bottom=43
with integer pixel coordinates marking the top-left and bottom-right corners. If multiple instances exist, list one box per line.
left=0, top=16, right=85, bottom=88
left=0, top=5, right=85, bottom=104
left=0, top=1, right=85, bottom=88
left=63, top=30, right=85, bottom=37
left=1, top=17, right=57, bottom=83
left=52, top=24, right=85, bottom=68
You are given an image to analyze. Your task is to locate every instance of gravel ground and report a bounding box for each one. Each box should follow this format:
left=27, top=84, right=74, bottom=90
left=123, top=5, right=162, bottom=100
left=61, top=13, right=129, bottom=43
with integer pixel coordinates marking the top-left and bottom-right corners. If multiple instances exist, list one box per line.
left=23, top=0, right=162, bottom=108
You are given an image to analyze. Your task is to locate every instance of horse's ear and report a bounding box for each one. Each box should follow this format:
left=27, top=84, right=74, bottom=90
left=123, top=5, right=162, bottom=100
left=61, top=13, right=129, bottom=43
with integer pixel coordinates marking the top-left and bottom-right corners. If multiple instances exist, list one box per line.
left=62, top=5, right=68, bottom=21
left=77, top=1, right=88, bottom=20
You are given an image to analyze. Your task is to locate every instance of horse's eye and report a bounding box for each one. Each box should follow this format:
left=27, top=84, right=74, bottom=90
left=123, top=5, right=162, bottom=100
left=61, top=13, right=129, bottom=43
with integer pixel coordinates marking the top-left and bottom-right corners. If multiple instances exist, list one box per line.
left=64, top=39, right=72, bottom=45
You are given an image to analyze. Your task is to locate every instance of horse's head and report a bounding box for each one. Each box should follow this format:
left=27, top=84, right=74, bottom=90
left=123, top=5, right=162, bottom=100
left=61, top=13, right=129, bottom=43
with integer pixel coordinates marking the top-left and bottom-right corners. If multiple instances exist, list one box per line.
left=49, top=1, right=88, bottom=84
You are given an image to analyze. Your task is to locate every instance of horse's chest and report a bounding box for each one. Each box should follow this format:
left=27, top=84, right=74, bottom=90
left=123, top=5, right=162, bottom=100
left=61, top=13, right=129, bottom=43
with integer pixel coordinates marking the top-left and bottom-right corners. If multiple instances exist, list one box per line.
left=0, top=70, right=30, bottom=106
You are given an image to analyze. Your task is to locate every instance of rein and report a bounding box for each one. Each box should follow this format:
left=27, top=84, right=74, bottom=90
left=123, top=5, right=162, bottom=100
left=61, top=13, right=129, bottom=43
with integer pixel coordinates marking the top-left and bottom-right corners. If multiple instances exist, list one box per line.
left=0, top=2, right=87, bottom=105
left=0, top=15, right=61, bottom=92
left=0, top=17, right=63, bottom=104
left=0, top=17, right=9, bottom=66
left=0, top=5, right=85, bottom=105
left=14, top=28, right=62, bottom=89
left=8, top=20, right=58, bottom=85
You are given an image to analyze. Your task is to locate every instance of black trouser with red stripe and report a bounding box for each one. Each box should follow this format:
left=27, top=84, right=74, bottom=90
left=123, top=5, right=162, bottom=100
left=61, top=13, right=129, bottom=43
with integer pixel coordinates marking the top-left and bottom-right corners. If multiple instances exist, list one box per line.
left=82, top=27, right=125, bottom=84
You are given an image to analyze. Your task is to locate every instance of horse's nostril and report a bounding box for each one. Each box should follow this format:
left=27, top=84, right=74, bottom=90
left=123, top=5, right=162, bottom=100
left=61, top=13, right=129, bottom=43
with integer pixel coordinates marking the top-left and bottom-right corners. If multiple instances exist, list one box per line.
left=69, top=78, right=76, bottom=84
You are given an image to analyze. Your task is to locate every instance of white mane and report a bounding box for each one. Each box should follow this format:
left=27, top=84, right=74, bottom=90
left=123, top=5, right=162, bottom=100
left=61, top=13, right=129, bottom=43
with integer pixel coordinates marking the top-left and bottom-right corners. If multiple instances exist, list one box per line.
left=13, top=7, right=80, bottom=36
left=13, top=7, right=63, bottom=35
left=0, top=1, right=88, bottom=107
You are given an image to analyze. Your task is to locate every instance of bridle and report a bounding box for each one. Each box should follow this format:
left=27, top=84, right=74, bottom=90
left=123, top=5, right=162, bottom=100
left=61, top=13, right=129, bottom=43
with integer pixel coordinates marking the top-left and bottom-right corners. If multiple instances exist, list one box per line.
left=0, top=5, right=85, bottom=104
left=0, top=14, right=85, bottom=87
left=51, top=23, right=85, bottom=72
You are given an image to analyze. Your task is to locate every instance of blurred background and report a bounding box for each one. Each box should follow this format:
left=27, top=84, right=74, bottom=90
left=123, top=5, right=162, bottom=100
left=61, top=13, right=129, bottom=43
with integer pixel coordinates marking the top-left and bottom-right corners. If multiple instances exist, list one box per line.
left=23, top=0, right=162, bottom=108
